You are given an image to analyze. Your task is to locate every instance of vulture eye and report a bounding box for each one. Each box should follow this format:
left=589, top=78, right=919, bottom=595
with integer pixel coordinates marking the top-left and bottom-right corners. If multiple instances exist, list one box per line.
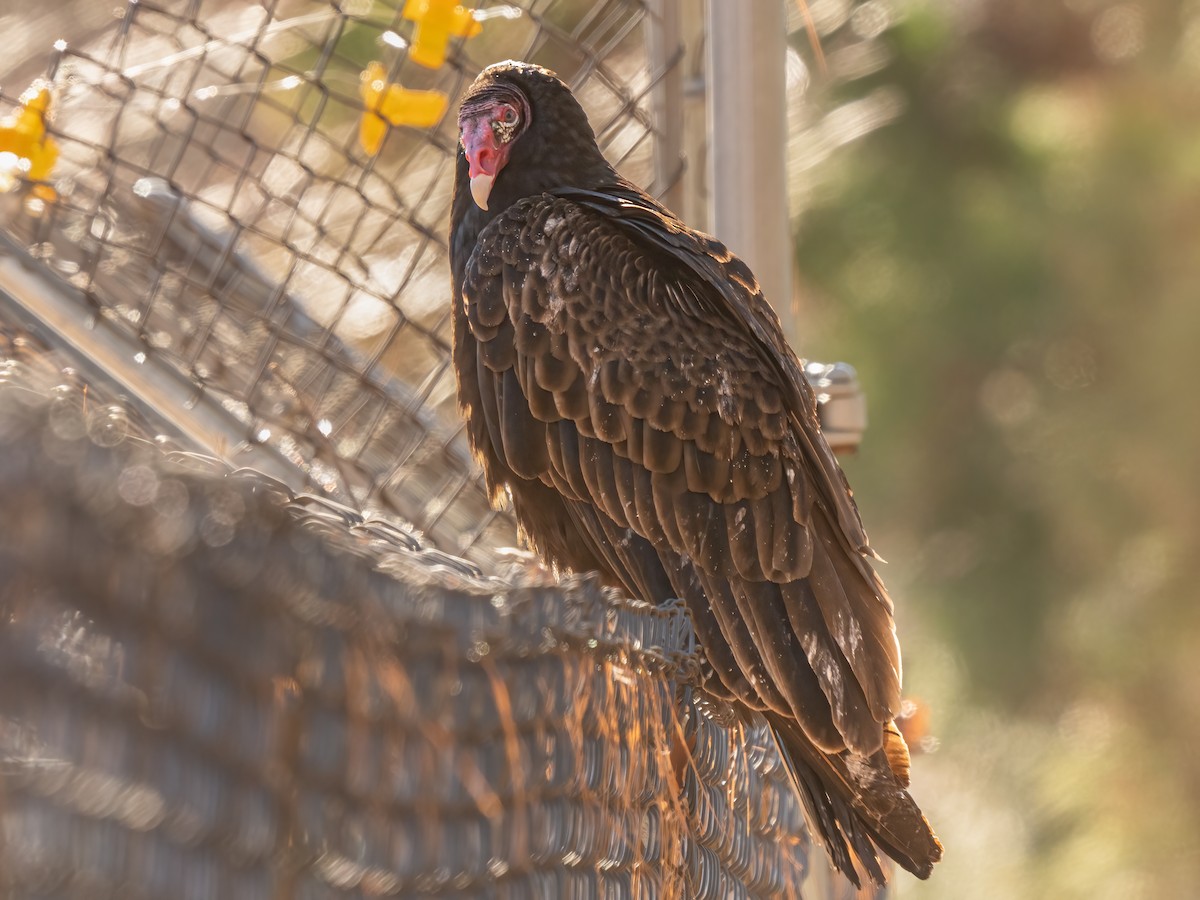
left=490, top=104, right=522, bottom=144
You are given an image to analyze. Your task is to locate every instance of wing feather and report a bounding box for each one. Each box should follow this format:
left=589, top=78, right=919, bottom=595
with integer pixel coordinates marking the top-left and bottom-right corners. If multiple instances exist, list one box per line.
left=642, top=422, right=683, bottom=473
left=554, top=419, right=591, bottom=501
left=776, top=578, right=881, bottom=754
left=811, top=517, right=903, bottom=717
left=473, top=344, right=505, bottom=462
left=682, top=440, right=730, bottom=499
left=693, top=565, right=791, bottom=714
left=586, top=390, right=626, bottom=443
left=723, top=500, right=766, bottom=583
left=722, top=577, right=846, bottom=752
left=519, top=349, right=559, bottom=422
left=649, top=469, right=687, bottom=551
left=498, top=367, right=548, bottom=479
left=577, top=429, right=609, bottom=505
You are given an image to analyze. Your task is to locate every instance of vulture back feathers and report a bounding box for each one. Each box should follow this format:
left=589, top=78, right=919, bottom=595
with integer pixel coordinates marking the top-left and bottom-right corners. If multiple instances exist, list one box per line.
left=449, top=60, right=942, bottom=887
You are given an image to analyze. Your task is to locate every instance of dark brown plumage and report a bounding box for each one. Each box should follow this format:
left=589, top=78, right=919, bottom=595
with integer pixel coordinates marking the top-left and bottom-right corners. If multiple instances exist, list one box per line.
left=449, top=61, right=942, bottom=886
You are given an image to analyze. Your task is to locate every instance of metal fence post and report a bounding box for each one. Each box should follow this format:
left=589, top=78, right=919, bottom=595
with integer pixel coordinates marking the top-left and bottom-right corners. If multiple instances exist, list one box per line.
left=645, top=0, right=685, bottom=214
left=705, top=0, right=793, bottom=334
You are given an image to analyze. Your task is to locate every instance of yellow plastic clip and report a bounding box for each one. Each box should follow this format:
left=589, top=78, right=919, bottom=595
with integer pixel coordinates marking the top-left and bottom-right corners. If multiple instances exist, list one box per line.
left=402, top=0, right=482, bottom=69
left=359, top=61, right=448, bottom=155
left=0, top=82, right=59, bottom=196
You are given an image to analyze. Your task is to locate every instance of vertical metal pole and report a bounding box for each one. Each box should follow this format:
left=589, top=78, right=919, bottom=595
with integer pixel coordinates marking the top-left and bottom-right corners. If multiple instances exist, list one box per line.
left=705, top=0, right=793, bottom=334
left=645, top=0, right=685, bottom=214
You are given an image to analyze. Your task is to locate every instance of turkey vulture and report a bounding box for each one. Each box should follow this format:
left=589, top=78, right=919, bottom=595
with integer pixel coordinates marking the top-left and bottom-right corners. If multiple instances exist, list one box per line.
left=449, top=61, right=942, bottom=886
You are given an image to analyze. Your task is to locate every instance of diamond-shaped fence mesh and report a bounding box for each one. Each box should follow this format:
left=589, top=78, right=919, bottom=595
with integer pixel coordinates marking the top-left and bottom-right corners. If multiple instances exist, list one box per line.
left=0, top=335, right=812, bottom=899
left=0, top=0, right=686, bottom=567
left=0, top=2, right=866, bottom=896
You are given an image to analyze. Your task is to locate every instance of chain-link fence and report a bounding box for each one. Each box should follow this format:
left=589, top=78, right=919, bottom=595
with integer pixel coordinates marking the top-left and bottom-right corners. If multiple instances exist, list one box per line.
left=0, top=345, right=812, bottom=899
left=0, top=0, right=689, bottom=569
left=0, top=2, right=880, bottom=896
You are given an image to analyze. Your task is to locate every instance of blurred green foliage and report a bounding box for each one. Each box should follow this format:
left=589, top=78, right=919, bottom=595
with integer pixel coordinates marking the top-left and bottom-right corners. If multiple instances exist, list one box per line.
left=792, top=0, right=1200, bottom=895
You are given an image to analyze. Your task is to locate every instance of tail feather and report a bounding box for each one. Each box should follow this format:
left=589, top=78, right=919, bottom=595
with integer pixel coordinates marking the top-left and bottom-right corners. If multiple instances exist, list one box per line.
left=883, top=719, right=912, bottom=787
left=767, top=711, right=943, bottom=887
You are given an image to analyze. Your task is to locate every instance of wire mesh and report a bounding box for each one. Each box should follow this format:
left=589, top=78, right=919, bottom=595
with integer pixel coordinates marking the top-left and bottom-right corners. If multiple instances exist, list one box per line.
left=0, top=337, right=810, bottom=898
left=0, top=0, right=686, bottom=566
left=0, top=3, right=883, bottom=895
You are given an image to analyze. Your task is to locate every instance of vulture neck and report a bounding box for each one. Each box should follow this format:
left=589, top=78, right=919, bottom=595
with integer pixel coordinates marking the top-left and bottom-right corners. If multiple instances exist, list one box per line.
left=450, top=140, right=619, bottom=282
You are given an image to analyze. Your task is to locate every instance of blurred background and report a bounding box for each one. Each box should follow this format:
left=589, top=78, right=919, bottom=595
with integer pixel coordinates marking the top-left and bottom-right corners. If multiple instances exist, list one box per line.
left=0, top=0, right=1196, bottom=897
left=786, top=0, right=1200, bottom=896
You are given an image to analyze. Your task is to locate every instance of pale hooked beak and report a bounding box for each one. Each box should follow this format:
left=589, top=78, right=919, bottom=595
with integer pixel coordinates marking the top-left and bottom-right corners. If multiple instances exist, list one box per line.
left=470, top=173, right=494, bottom=210
left=460, top=112, right=508, bottom=212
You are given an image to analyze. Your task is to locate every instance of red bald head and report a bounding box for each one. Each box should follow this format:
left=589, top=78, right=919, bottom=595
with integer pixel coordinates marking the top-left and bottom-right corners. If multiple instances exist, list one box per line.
left=457, top=79, right=530, bottom=210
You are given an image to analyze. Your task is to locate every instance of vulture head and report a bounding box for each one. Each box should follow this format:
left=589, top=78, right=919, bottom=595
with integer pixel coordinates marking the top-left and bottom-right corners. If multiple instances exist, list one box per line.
left=455, top=61, right=616, bottom=216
